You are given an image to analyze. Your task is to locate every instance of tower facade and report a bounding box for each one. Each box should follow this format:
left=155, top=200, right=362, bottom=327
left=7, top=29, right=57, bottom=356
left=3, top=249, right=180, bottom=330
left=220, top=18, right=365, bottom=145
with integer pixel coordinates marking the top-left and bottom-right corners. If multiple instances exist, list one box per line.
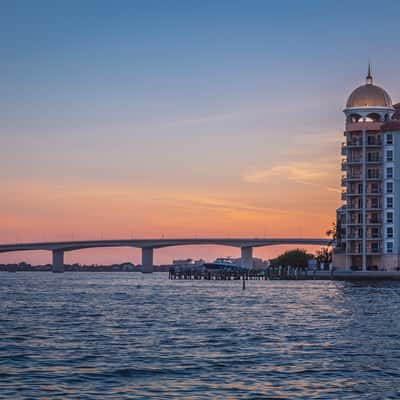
left=334, top=67, right=400, bottom=271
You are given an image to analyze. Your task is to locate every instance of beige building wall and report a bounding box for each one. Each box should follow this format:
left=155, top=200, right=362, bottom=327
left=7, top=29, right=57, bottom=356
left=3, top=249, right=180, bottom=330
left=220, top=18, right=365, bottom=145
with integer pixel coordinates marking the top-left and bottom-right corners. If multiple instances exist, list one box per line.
left=381, top=254, right=400, bottom=271
left=332, top=252, right=347, bottom=270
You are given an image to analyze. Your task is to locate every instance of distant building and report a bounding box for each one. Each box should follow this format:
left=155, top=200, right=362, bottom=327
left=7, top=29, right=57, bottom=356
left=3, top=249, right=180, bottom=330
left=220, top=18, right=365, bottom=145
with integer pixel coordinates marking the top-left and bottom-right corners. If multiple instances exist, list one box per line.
left=333, top=66, right=400, bottom=271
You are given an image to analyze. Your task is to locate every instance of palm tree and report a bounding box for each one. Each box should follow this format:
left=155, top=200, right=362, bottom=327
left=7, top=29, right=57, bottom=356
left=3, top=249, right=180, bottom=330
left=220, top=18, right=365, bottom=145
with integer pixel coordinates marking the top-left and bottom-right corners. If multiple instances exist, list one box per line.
left=316, top=247, right=331, bottom=264
left=326, top=222, right=337, bottom=246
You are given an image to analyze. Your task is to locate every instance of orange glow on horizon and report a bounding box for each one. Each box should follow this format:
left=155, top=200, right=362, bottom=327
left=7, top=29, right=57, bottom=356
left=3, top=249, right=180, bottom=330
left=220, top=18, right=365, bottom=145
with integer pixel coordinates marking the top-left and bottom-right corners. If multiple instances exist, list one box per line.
left=0, top=173, right=338, bottom=264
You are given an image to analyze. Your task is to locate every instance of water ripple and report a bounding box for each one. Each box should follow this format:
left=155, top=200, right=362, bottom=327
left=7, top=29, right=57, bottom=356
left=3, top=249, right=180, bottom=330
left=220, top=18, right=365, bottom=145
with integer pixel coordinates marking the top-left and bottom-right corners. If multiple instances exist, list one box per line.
left=1, top=272, right=400, bottom=398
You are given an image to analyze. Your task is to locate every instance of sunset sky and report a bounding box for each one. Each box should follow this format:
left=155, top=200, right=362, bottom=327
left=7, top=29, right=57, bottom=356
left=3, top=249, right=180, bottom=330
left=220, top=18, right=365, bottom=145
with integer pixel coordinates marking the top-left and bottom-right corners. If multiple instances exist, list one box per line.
left=2, top=0, right=400, bottom=265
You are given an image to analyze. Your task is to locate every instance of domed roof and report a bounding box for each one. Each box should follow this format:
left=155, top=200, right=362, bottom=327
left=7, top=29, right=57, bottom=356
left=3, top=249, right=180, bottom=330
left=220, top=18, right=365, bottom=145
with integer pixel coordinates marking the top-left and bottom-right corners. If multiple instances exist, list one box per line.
left=346, top=66, right=392, bottom=108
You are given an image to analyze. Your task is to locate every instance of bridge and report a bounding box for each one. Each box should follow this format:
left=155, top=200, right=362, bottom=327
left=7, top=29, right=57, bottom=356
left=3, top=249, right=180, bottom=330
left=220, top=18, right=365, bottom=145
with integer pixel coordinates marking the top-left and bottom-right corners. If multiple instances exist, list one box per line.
left=0, top=238, right=330, bottom=273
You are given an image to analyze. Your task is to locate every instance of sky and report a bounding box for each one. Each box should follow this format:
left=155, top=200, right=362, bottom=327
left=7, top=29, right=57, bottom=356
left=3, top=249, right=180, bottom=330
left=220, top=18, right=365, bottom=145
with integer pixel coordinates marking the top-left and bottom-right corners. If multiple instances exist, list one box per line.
left=1, top=0, right=400, bottom=265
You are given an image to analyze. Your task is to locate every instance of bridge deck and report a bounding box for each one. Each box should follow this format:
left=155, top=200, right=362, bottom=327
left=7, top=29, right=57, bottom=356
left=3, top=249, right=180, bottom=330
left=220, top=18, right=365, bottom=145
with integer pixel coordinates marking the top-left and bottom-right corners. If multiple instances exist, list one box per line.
left=0, top=238, right=330, bottom=253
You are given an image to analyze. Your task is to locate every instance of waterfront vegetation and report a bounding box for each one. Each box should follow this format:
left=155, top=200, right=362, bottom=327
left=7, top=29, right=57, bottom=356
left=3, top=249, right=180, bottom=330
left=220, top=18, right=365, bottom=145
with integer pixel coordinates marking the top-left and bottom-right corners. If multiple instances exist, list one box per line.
left=269, top=249, right=314, bottom=270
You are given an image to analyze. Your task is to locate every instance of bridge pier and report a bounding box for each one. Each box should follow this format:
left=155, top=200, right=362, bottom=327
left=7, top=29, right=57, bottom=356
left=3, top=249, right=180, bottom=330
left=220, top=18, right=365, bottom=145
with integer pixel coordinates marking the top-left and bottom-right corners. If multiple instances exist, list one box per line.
left=141, top=247, right=154, bottom=273
left=241, top=246, right=253, bottom=269
left=52, top=250, right=64, bottom=273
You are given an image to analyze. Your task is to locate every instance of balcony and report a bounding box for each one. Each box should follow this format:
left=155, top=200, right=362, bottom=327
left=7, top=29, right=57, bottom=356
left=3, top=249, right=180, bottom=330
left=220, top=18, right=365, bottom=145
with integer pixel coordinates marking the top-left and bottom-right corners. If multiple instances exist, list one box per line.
left=341, top=161, right=347, bottom=171
left=346, top=138, right=363, bottom=147
left=366, top=190, right=381, bottom=195
left=366, top=202, right=381, bottom=210
left=341, top=177, right=347, bottom=187
left=347, top=158, right=362, bottom=164
left=347, top=191, right=363, bottom=196
left=347, top=220, right=362, bottom=226
left=341, top=142, right=347, bottom=156
left=368, top=234, right=381, bottom=239
left=347, top=175, right=362, bottom=181
left=341, top=190, right=347, bottom=200
left=366, top=156, right=382, bottom=164
left=366, top=140, right=382, bottom=147
left=346, top=121, right=383, bottom=132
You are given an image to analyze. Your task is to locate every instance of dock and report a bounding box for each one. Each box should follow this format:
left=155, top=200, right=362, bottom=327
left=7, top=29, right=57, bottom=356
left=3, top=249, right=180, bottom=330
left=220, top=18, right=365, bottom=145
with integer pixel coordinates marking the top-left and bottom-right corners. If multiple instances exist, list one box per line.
left=169, top=267, right=400, bottom=281
left=169, top=265, right=318, bottom=281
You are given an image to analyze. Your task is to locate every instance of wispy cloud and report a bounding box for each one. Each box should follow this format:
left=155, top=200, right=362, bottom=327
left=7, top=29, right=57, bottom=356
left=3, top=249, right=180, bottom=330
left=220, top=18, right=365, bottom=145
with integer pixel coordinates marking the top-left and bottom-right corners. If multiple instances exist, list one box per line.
left=242, top=162, right=331, bottom=186
left=173, top=195, right=310, bottom=217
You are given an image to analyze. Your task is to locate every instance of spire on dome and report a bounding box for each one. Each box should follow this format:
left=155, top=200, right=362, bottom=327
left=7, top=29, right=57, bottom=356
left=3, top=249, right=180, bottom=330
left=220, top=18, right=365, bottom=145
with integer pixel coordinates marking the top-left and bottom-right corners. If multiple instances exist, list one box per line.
left=366, top=63, right=373, bottom=85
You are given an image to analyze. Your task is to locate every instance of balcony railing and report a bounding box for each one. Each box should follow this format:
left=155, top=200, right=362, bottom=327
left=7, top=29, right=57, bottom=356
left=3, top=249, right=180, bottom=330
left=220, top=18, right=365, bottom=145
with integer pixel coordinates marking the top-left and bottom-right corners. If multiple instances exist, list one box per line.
left=366, top=140, right=382, bottom=147
left=346, top=121, right=383, bottom=132
left=347, top=158, right=362, bottom=164
left=347, top=205, right=361, bottom=210
left=347, top=190, right=363, bottom=196
left=347, top=138, right=363, bottom=147
left=367, top=157, right=382, bottom=163
left=341, top=142, right=347, bottom=156
left=347, top=175, right=362, bottom=181
left=347, top=220, right=362, bottom=225
left=366, top=203, right=381, bottom=209
left=347, top=234, right=381, bottom=240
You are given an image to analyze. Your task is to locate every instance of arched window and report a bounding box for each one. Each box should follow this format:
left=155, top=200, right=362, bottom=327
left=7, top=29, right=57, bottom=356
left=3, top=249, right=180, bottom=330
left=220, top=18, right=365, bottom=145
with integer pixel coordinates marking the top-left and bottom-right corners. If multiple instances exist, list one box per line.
left=365, top=113, right=381, bottom=122
left=348, top=113, right=362, bottom=123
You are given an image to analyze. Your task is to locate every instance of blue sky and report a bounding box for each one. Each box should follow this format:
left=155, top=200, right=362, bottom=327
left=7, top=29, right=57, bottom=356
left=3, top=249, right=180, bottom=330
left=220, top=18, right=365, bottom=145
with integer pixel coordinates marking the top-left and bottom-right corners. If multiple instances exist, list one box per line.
left=1, top=0, right=400, bottom=262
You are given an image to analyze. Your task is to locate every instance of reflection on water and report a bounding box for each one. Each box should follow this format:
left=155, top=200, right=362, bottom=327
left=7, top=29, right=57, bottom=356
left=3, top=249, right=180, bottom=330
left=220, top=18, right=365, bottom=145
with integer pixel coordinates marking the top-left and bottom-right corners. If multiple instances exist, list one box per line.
left=1, top=272, right=400, bottom=399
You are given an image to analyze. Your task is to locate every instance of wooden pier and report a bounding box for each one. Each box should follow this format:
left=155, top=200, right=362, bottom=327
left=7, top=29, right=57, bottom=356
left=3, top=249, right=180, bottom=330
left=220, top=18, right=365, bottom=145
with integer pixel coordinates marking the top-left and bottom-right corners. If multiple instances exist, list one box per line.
left=169, top=267, right=400, bottom=281
left=168, top=265, right=312, bottom=281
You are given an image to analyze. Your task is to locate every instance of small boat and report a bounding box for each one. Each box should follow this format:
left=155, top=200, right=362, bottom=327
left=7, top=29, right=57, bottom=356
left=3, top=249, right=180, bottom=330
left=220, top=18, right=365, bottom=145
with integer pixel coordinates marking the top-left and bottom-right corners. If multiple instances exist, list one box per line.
left=203, top=258, right=244, bottom=272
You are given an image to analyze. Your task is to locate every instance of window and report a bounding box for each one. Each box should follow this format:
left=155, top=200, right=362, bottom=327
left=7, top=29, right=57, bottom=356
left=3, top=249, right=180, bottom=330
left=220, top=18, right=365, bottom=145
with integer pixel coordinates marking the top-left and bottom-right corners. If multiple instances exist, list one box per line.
left=387, top=134, right=393, bottom=145
left=387, top=227, right=393, bottom=238
left=371, top=198, right=379, bottom=208
left=387, top=150, right=393, bottom=162
left=387, top=197, right=393, bottom=208
left=367, top=169, right=380, bottom=179
left=371, top=228, right=379, bottom=238
left=367, top=152, right=380, bottom=162
left=370, top=213, right=379, bottom=223
left=387, top=167, right=393, bottom=179
left=370, top=183, right=379, bottom=193
left=387, top=242, right=393, bottom=253
left=371, top=242, right=379, bottom=253
left=387, top=182, right=393, bottom=193
left=387, top=212, right=393, bottom=224
left=368, top=135, right=381, bottom=145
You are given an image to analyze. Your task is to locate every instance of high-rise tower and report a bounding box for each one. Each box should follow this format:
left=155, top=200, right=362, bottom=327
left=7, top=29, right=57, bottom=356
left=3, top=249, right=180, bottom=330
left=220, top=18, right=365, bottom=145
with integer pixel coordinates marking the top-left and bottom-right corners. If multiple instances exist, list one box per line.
left=334, top=67, right=400, bottom=271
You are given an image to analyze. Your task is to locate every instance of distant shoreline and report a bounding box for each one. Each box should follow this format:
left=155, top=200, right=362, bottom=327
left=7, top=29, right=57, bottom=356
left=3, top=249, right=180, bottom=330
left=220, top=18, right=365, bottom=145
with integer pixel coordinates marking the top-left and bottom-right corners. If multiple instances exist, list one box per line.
left=0, top=264, right=170, bottom=273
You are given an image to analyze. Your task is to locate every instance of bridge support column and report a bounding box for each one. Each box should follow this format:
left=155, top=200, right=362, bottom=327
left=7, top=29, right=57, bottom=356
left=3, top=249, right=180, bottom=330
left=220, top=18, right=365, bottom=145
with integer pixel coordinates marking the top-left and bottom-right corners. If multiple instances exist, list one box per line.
left=141, top=247, right=154, bottom=273
left=241, top=246, right=253, bottom=269
left=52, top=250, right=64, bottom=273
